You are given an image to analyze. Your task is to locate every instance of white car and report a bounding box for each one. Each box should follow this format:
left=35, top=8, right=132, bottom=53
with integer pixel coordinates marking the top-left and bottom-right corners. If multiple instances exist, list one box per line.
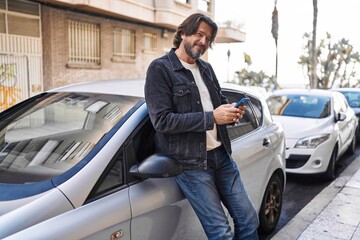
left=267, top=89, right=358, bottom=180
left=0, top=80, right=286, bottom=239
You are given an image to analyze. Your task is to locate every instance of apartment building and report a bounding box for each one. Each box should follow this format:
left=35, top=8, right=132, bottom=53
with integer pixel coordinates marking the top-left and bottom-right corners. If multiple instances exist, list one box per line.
left=0, top=0, right=245, bottom=111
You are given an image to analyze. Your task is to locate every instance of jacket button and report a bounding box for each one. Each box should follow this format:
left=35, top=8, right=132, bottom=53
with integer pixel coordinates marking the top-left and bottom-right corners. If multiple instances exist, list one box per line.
left=197, top=101, right=200, bottom=104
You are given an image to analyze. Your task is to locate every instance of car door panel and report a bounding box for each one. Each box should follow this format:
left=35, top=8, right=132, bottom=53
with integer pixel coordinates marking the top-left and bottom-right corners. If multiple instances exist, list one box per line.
left=231, top=127, right=273, bottom=210
left=222, top=89, right=273, bottom=210
left=129, top=178, right=206, bottom=240
left=3, top=188, right=132, bottom=240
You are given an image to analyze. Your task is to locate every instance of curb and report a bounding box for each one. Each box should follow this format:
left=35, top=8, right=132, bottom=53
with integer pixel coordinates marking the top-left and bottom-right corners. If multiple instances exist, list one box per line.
left=272, top=154, right=360, bottom=239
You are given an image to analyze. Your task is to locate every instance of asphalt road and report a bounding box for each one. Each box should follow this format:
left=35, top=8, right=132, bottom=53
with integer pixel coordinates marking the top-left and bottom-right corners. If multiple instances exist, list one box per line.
left=259, top=145, right=360, bottom=240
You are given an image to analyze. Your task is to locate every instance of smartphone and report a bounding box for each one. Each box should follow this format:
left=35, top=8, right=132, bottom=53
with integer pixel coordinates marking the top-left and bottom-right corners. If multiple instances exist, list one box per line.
left=233, top=97, right=250, bottom=108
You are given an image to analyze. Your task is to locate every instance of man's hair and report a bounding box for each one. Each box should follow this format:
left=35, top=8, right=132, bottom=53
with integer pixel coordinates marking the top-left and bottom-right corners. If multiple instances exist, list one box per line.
left=173, top=13, right=218, bottom=49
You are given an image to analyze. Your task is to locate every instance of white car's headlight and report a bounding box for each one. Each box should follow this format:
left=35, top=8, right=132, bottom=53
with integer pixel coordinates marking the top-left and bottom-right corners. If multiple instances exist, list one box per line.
left=294, top=134, right=330, bottom=148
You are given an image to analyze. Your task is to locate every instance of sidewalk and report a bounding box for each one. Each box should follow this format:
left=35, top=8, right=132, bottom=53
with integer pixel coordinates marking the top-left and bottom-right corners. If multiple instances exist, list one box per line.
left=272, top=156, right=360, bottom=240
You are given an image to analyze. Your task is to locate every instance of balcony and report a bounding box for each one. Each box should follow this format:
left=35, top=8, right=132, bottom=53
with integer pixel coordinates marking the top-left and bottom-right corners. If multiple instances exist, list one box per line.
left=37, top=0, right=245, bottom=43
left=216, top=26, right=245, bottom=43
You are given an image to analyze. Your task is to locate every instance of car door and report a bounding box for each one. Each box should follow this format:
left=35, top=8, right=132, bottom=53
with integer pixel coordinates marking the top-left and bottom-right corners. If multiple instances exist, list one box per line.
left=126, top=118, right=205, bottom=240
left=2, top=144, right=133, bottom=240
left=4, top=115, right=204, bottom=240
left=339, top=94, right=357, bottom=148
left=222, top=90, right=274, bottom=209
left=333, top=94, right=353, bottom=153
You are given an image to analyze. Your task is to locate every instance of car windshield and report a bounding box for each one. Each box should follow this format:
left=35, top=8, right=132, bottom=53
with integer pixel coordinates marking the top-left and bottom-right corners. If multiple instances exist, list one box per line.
left=338, top=91, right=360, bottom=108
left=0, top=92, right=141, bottom=184
left=267, top=94, right=331, bottom=118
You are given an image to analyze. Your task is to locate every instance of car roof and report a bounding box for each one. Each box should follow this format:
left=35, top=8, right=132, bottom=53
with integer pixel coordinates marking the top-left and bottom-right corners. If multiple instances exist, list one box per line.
left=49, top=79, right=146, bottom=97
left=332, top=88, right=360, bottom=92
left=220, top=82, right=265, bottom=100
left=272, top=88, right=340, bottom=97
left=49, top=79, right=265, bottom=101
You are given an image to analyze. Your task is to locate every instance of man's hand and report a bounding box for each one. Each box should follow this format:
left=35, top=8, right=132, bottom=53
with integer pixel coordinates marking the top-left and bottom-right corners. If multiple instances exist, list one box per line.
left=213, top=103, right=246, bottom=125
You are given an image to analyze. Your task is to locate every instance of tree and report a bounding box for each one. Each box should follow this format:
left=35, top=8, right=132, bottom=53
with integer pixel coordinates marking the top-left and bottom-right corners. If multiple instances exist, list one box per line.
left=271, top=0, right=279, bottom=80
left=299, top=32, right=360, bottom=88
left=229, top=53, right=279, bottom=91
left=310, top=0, right=318, bottom=88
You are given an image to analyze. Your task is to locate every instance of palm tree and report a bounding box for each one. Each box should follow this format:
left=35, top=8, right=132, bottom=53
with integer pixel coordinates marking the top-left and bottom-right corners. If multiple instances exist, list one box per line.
left=310, top=0, right=318, bottom=88
left=271, top=0, right=279, bottom=84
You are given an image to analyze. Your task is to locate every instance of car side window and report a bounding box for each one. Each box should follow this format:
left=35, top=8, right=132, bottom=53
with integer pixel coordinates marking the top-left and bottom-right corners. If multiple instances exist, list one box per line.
left=248, top=97, right=263, bottom=125
left=87, top=148, right=125, bottom=201
left=87, top=117, right=155, bottom=201
left=337, top=94, right=349, bottom=112
left=223, top=90, right=261, bottom=141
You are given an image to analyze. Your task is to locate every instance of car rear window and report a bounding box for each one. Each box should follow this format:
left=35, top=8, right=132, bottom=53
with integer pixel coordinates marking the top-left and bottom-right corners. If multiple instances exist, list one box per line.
left=267, top=94, right=331, bottom=118
left=0, top=92, right=141, bottom=184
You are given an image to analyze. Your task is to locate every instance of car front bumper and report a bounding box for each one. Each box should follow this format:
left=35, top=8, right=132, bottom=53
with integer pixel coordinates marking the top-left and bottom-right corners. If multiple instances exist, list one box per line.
left=284, top=137, right=336, bottom=175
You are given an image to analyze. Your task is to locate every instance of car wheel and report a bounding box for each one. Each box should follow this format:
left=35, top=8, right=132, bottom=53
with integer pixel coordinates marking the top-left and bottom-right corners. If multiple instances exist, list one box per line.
left=346, top=134, right=356, bottom=155
left=324, top=147, right=337, bottom=181
left=258, top=174, right=283, bottom=234
left=356, top=125, right=360, bottom=142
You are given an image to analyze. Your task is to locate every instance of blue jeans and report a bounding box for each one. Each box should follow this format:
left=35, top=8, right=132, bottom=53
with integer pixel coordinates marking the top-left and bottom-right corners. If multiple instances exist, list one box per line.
left=175, top=145, right=259, bottom=240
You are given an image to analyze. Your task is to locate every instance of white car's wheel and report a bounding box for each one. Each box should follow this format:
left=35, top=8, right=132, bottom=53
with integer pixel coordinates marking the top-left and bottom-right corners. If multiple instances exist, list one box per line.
left=346, top=134, right=356, bottom=155
left=324, top=147, right=337, bottom=181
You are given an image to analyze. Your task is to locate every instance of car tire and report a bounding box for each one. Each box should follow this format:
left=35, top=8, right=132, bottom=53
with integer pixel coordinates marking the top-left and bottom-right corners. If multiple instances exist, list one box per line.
left=356, top=125, right=360, bottom=142
left=346, top=134, right=356, bottom=155
left=258, top=174, right=283, bottom=234
left=324, top=147, right=337, bottom=181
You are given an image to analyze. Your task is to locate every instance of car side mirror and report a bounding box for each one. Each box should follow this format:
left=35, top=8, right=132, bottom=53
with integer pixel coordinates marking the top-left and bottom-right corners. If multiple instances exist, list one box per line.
left=129, top=154, right=183, bottom=178
left=336, top=112, right=346, bottom=122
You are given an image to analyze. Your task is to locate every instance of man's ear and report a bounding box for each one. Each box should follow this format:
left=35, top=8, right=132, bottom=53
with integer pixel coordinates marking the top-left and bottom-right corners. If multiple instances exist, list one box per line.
left=181, top=33, right=185, bottom=40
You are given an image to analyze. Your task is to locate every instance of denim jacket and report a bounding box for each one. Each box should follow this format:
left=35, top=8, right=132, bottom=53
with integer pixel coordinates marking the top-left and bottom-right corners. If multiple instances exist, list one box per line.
left=145, top=48, right=232, bottom=170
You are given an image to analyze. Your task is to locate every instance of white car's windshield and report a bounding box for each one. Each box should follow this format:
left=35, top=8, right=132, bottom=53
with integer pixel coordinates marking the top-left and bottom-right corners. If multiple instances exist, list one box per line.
left=267, top=94, right=331, bottom=118
left=0, top=92, right=141, bottom=184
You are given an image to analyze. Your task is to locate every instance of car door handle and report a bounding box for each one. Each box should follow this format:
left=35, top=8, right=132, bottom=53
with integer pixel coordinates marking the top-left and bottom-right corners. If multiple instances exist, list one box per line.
left=263, top=138, right=270, bottom=147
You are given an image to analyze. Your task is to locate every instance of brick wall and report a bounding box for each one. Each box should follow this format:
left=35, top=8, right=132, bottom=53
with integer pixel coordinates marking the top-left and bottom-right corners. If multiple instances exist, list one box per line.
left=41, top=5, right=174, bottom=90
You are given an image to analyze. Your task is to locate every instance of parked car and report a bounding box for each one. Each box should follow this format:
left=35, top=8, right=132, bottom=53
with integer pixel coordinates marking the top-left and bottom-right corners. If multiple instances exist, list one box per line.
left=332, top=88, right=360, bottom=140
left=267, top=89, right=358, bottom=180
left=0, top=80, right=286, bottom=239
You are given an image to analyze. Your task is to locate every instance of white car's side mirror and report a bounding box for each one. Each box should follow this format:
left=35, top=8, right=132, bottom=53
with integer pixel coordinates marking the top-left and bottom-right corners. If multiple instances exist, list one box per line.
left=337, top=112, right=347, bottom=122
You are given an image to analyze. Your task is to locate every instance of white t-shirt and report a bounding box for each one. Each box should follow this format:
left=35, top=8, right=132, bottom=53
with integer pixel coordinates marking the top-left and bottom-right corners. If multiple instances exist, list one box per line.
left=180, top=60, right=222, bottom=151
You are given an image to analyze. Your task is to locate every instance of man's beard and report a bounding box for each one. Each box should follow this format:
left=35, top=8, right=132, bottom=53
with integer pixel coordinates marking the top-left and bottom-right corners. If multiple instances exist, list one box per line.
left=183, top=40, right=205, bottom=59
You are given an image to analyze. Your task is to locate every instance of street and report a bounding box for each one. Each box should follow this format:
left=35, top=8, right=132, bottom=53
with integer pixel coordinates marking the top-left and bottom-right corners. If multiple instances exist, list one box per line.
left=260, top=145, right=360, bottom=240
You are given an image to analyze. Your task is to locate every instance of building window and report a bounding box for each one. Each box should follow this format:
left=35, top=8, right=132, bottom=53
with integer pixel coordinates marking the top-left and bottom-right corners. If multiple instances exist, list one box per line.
left=68, top=20, right=100, bottom=66
left=0, top=12, right=5, bottom=33
left=0, top=0, right=40, bottom=37
left=143, top=32, right=157, bottom=51
left=113, top=28, right=136, bottom=61
left=198, top=0, right=211, bottom=12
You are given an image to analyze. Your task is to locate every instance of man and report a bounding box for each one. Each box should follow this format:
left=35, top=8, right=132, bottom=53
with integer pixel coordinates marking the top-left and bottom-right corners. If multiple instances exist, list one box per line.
left=145, top=13, right=259, bottom=240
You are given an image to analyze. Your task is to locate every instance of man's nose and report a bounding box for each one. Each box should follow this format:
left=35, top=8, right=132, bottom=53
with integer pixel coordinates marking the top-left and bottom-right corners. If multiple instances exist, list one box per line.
left=199, top=36, right=208, bottom=45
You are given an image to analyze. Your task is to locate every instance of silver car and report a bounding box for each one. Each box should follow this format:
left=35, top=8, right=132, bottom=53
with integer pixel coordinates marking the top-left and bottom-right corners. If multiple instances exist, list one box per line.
left=0, top=80, right=286, bottom=239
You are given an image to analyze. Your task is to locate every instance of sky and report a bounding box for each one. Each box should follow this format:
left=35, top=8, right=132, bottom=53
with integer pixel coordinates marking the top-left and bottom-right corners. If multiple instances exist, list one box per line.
left=209, top=0, right=360, bottom=87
